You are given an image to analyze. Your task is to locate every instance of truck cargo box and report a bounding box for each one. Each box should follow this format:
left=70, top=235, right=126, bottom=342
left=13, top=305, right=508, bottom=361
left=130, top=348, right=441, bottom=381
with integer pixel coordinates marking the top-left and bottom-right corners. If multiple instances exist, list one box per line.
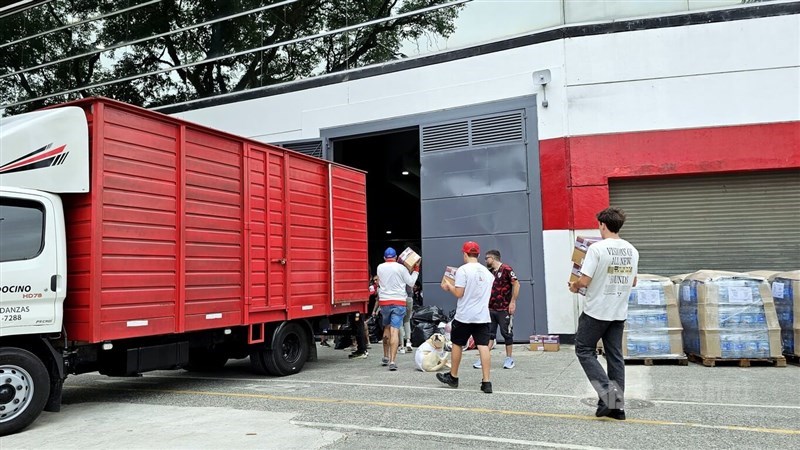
left=59, top=98, right=368, bottom=343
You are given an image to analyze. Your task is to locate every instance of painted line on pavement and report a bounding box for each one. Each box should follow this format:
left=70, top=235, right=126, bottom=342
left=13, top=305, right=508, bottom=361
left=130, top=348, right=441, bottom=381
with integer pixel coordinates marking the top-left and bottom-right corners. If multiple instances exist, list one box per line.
left=137, top=374, right=800, bottom=410
left=67, top=385, right=800, bottom=436
left=290, top=420, right=619, bottom=450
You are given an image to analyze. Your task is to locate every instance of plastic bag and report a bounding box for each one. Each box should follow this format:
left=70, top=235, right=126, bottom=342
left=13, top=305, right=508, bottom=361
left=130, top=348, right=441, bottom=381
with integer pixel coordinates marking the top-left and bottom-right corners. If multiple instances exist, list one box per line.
left=412, top=322, right=438, bottom=347
left=334, top=334, right=352, bottom=349
left=367, top=314, right=383, bottom=343
left=411, top=305, right=446, bottom=326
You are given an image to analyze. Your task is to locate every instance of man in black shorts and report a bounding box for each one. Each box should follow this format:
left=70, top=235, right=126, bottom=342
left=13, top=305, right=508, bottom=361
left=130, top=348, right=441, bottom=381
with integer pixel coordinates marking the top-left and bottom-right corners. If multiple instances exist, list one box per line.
left=437, top=241, right=494, bottom=393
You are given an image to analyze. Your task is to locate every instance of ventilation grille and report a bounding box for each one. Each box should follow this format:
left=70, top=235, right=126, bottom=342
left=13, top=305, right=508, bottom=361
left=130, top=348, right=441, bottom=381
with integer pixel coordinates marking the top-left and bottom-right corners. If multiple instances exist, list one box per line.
left=421, top=111, right=524, bottom=152
left=281, top=140, right=323, bottom=158
left=421, top=121, right=470, bottom=152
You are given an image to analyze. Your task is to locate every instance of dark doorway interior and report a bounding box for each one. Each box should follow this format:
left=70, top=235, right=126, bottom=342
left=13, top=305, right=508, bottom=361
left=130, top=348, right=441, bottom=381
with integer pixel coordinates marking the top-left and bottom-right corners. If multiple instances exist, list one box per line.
left=331, top=128, right=421, bottom=276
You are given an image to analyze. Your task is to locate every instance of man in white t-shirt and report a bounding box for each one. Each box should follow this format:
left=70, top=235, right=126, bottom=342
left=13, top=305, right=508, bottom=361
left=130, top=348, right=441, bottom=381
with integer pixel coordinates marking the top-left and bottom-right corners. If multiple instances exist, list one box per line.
left=377, top=247, right=419, bottom=371
left=437, top=241, right=494, bottom=393
left=569, top=207, right=639, bottom=421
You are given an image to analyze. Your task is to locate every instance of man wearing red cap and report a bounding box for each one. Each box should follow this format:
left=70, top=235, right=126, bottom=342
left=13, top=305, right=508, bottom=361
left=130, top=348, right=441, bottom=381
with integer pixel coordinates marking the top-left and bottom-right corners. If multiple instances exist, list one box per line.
left=437, top=241, right=494, bottom=393
left=377, top=247, right=419, bottom=371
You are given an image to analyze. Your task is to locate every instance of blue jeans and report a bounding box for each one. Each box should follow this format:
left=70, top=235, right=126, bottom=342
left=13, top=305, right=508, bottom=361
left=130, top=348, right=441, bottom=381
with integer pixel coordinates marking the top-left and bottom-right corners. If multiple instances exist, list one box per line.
left=380, top=305, right=406, bottom=329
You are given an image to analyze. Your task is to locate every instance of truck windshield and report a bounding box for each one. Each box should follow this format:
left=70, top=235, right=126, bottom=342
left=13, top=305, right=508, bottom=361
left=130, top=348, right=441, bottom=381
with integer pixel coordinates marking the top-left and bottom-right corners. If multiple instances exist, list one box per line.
left=0, top=198, right=45, bottom=262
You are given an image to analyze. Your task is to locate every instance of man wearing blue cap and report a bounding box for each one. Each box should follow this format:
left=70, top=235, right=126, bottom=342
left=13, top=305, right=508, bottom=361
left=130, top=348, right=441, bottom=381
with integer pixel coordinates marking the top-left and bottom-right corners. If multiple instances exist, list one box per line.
left=377, top=247, right=420, bottom=371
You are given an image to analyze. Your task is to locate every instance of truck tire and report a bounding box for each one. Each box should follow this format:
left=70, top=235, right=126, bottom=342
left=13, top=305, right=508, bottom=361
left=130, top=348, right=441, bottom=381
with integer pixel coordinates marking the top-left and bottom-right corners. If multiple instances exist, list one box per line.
left=0, top=347, right=51, bottom=436
left=184, top=347, right=228, bottom=372
left=250, top=323, right=309, bottom=376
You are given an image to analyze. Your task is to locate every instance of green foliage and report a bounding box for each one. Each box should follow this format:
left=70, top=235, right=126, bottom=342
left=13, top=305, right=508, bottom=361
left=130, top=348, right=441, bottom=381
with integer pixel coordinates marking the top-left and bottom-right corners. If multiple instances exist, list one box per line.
left=0, top=0, right=462, bottom=113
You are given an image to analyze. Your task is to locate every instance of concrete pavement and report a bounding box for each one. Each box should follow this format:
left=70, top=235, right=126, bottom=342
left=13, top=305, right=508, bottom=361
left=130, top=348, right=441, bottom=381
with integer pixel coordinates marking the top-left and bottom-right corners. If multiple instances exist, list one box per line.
left=2, top=344, right=798, bottom=449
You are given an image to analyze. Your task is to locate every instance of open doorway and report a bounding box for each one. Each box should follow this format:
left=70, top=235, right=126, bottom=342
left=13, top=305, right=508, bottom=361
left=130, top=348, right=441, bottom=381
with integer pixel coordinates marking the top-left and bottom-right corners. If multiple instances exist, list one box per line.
left=331, top=128, right=421, bottom=276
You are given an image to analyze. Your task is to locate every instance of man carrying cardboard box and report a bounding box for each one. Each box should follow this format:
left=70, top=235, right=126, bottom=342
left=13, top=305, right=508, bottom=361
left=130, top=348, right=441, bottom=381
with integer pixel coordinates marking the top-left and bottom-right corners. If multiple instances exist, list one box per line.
left=437, top=241, right=494, bottom=394
left=377, top=247, right=420, bottom=371
left=568, top=207, right=639, bottom=421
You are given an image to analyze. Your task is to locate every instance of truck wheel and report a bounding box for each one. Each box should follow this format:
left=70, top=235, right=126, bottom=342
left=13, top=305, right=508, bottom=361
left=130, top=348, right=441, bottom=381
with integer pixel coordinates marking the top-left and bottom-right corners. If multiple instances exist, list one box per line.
left=0, top=348, right=51, bottom=436
left=184, top=348, right=228, bottom=372
left=250, top=323, right=309, bottom=376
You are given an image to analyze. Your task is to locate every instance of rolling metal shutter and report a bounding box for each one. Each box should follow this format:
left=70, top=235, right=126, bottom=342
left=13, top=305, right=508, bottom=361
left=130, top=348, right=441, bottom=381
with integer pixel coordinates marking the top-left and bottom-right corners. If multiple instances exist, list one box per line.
left=609, top=170, right=800, bottom=276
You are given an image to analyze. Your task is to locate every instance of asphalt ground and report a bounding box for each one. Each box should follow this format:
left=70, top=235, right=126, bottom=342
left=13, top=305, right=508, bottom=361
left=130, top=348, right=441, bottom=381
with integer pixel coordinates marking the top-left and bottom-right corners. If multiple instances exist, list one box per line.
left=2, top=344, right=798, bottom=449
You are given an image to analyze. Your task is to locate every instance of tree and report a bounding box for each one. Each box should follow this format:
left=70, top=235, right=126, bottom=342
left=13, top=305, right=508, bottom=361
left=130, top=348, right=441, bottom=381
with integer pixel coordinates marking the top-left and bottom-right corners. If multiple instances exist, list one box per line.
left=0, top=0, right=463, bottom=113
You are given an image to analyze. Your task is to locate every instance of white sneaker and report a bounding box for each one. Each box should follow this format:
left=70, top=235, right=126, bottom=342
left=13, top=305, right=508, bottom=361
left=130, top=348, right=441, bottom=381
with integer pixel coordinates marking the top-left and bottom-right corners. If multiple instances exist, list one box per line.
left=503, top=357, right=515, bottom=369
left=406, top=343, right=413, bottom=352
left=472, top=360, right=482, bottom=369
left=399, top=347, right=406, bottom=354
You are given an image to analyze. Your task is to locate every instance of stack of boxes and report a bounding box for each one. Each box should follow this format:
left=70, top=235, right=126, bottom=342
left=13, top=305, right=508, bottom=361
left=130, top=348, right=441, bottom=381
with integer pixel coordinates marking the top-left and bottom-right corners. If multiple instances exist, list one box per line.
left=569, top=236, right=602, bottom=295
left=771, top=271, right=800, bottom=358
left=569, top=236, right=602, bottom=353
left=624, top=274, right=684, bottom=358
left=678, top=271, right=782, bottom=359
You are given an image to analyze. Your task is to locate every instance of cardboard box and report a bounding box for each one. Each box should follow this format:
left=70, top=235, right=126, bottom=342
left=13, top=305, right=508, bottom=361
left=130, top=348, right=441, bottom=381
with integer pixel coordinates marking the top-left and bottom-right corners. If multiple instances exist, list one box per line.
left=398, top=247, right=421, bottom=272
left=543, top=335, right=560, bottom=352
left=529, top=335, right=560, bottom=352
left=568, top=236, right=602, bottom=296
left=571, top=236, right=602, bottom=266
left=441, top=266, right=457, bottom=287
left=529, top=335, right=544, bottom=351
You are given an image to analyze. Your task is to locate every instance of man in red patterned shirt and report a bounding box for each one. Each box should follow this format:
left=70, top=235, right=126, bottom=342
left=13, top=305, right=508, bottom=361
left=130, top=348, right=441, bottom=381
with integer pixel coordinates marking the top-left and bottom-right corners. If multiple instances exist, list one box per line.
left=474, top=249, right=520, bottom=370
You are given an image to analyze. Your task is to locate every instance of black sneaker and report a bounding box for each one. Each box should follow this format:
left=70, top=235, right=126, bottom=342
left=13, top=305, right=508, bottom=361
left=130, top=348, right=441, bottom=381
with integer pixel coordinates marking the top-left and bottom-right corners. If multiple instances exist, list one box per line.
left=480, top=381, right=493, bottom=394
left=348, top=351, right=368, bottom=359
left=436, top=372, right=459, bottom=388
left=608, top=409, right=626, bottom=420
left=595, top=402, right=611, bottom=418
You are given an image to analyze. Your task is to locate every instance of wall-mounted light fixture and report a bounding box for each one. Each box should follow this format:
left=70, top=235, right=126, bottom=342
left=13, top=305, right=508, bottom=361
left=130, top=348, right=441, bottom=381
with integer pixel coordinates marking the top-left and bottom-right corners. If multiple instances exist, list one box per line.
left=401, top=171, right=409, bottom=176
left=386, top=230, right=392, bottom=234
left=532, top=69, right=551, bottom=108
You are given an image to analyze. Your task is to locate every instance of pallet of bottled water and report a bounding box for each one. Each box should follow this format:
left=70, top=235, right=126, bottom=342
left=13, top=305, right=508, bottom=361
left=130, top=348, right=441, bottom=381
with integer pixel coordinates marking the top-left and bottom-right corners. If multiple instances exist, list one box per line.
left=624, top=275, right=686, bottom=365
left=770, top=270, right=800, bottom=360
left=678, top=271, right=786, bottom=367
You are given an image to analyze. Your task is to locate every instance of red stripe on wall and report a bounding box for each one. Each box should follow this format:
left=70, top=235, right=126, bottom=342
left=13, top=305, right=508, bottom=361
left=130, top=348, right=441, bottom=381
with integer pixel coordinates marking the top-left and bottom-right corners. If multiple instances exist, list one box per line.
left=540, top=121, right=800, bottom=230
left=538, top=138, right=572, bottom=230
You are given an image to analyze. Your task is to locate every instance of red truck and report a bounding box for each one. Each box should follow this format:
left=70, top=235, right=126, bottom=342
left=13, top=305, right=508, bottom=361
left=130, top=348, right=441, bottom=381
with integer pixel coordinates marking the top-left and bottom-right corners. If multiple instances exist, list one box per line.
left=0, top=98, right=369, bottom=435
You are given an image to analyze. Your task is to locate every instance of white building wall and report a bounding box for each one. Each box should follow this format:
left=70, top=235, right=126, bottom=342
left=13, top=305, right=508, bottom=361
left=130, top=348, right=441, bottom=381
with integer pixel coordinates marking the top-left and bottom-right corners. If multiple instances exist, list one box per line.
left=174, top=13, right=800, bottom=334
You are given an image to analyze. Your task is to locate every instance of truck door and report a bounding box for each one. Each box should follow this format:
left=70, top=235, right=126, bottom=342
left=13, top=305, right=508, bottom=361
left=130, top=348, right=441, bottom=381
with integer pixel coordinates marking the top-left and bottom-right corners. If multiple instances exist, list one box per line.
left=0, top=190, right=64, bottom=336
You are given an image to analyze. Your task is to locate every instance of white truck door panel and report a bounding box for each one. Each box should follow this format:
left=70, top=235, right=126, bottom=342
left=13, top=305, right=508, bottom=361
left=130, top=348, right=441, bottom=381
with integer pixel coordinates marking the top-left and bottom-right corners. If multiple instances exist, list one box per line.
left=0, top=190, right=64, bottom=336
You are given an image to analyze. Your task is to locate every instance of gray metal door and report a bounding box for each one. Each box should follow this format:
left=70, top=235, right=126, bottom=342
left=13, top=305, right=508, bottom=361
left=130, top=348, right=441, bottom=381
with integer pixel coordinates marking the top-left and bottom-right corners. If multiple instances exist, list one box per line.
left=418, top=109, right=546, bottom=340
left=609, top=170, right=800, bottom=276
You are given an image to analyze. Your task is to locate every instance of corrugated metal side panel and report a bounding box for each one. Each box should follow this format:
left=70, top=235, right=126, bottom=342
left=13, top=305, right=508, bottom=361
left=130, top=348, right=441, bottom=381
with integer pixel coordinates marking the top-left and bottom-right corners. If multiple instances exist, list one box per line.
left=182, top=128, right=244, bottom=331
left=267, top=151, right=288, bottom=310
left=58, top=98, right=368, bottom=341
left=609, top=170, right=800, bottom=276
left=96, top=103, right=180, bottom=341
left=287, top=156, right=330, bottom=317
left=247, top=146, right=269, bottom=311
left=331, top=166, right=369, bottom=303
